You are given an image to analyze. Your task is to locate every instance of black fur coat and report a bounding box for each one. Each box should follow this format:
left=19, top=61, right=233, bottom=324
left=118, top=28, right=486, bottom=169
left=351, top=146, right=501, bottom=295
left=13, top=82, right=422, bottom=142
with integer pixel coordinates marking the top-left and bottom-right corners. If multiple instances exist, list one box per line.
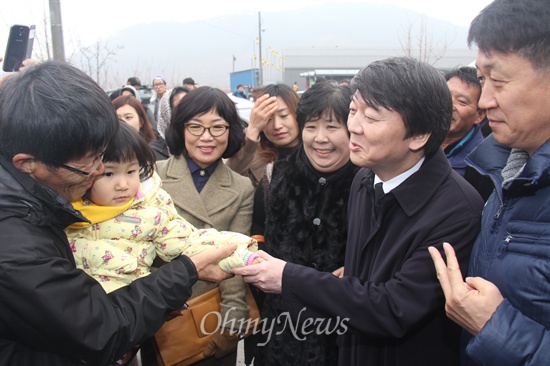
left=255, top=147, right=358, bottom=366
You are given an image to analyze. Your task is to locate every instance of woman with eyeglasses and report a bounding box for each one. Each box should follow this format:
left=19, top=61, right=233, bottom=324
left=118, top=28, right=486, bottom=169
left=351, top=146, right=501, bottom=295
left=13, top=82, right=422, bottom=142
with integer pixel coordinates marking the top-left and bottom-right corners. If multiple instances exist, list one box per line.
left=153, top=86, right=254, bottom=366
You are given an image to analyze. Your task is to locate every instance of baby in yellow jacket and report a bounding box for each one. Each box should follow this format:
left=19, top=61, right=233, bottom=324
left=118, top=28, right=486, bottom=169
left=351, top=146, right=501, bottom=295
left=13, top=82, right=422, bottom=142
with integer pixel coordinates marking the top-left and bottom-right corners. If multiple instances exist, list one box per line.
left=65, top=122, right=260, bottom=293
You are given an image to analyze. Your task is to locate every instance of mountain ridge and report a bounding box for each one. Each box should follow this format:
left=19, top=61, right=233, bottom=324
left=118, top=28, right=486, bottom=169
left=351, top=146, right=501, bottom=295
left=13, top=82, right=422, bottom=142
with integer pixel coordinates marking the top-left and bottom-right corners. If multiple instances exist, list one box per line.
left=98, top=2, right=470, bottom=89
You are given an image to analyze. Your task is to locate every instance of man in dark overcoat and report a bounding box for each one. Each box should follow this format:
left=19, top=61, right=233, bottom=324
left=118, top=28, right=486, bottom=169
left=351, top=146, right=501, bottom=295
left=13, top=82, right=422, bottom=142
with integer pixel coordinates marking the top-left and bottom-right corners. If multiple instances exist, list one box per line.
left=234, top=57, right=484, bottom=366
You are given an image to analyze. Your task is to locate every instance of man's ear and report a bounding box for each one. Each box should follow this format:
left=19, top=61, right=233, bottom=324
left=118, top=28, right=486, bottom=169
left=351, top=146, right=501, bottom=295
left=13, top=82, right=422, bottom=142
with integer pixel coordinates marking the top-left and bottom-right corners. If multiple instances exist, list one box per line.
left=409, top=133, right=430, bottom=152
left=12, top=153, right=38, bottom=173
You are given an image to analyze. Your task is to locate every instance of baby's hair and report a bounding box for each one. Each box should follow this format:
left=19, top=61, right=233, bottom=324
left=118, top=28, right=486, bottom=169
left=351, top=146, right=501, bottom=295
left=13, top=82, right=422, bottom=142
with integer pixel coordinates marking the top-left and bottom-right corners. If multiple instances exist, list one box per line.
left=104, top=120, right=156, bottom=181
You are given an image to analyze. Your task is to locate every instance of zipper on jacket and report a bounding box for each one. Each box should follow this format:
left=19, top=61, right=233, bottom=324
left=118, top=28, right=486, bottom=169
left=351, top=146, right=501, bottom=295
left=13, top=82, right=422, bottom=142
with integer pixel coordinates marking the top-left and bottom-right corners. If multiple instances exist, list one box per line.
left=491, top=199, right=505, bottom=231
left=494, top=207, right=502, bottom=220
left=497, top=235, right=512, bottom=258
left=465, top=158, right=506, bottom=230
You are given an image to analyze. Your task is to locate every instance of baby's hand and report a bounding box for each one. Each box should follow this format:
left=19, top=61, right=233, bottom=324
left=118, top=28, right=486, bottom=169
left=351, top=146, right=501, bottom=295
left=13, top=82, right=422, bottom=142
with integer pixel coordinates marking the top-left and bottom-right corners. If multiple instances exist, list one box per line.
left=251, top=257, right=265, bottom=265
left=245, top=252, right=262, bottom=266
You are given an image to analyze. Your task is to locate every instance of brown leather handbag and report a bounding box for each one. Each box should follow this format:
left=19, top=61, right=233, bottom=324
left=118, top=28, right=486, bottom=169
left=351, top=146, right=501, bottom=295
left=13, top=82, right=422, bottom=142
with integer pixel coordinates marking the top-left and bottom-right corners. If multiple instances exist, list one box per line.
left=154, top=284, right=261, bottom=366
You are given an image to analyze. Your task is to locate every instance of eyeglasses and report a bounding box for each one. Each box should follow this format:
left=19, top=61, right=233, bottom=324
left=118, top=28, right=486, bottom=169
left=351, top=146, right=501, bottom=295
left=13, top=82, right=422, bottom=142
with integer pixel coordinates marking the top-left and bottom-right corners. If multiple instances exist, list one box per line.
left=186, top=124, right=229, bottom=137
left=153, top=83, right=166, bottom=87
left=57, top=151, right=105, bottom=176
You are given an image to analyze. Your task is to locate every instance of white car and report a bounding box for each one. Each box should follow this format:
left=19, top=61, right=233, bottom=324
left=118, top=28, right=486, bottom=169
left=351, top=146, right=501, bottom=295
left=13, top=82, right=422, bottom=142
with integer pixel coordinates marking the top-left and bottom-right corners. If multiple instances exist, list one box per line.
left=227, top=93, right=254, bottom=124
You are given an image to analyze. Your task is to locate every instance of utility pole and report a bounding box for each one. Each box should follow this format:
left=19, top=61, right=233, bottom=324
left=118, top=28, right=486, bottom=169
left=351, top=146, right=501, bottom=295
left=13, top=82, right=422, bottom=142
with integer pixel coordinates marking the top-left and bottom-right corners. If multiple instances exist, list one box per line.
left=258, top=11, right=263, bottom=87
left=49, top=0, right=66, bottom=61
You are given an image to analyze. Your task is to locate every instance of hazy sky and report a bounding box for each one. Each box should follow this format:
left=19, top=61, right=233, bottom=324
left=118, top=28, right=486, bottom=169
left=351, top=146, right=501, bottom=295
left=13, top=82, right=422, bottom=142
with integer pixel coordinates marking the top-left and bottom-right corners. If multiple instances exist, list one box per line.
left=1, top=0, right=493, bottom=51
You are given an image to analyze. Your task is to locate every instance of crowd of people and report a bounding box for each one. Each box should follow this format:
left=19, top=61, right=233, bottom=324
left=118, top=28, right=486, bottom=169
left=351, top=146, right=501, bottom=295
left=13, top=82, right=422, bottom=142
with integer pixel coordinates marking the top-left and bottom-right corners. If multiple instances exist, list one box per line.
left=0, top=0, right=548, bottom=365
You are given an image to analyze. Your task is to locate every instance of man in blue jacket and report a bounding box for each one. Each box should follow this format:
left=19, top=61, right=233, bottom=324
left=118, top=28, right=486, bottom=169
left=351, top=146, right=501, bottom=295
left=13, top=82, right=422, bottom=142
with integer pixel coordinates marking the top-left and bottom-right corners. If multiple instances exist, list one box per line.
left=233, top=84, right=248, bottom=99
left=429, top=0, right=550, bottom=365
left=442, top=66, right=486, bottom=177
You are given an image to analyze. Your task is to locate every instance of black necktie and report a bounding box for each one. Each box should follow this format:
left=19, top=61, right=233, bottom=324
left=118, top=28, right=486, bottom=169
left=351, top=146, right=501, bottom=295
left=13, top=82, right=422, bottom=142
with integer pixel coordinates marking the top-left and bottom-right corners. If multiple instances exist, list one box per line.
left=374, top=182, right=384, bottom=217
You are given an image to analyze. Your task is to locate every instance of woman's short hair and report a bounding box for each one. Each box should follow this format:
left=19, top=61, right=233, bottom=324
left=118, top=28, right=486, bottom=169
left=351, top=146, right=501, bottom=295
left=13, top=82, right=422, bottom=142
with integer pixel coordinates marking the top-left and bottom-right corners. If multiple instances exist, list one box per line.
left=103, top=120, right=155, bottom=181
left=351, top=57, right=452, bottom=157
left=112, top=95, right=156, bottom=143
left=296, top=79, right=352, bottom=131
left=0, top=61, right=118, bottom=164
left=165, top=86, right=246, bottom=158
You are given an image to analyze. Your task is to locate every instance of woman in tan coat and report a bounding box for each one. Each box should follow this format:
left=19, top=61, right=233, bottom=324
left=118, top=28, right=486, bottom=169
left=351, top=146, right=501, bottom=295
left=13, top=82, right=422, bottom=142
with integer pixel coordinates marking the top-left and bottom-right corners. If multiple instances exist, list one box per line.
left=155, top=87, right=254, bottom=366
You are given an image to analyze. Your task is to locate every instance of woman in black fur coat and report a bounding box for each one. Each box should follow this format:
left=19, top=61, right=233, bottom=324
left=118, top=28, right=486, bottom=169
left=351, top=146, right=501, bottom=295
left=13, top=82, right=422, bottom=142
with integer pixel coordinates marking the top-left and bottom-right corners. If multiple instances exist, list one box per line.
left=247, top=80, right=358, bottom=366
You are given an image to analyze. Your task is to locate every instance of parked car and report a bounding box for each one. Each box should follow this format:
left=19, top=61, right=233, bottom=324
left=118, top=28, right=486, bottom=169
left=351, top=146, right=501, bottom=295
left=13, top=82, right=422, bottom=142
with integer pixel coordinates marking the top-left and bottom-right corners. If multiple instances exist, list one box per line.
left=137, top=85, right=154, bottom=104
left=227, top=93, right=254, bottom=124
left=107, top=85, right=154, bottom=109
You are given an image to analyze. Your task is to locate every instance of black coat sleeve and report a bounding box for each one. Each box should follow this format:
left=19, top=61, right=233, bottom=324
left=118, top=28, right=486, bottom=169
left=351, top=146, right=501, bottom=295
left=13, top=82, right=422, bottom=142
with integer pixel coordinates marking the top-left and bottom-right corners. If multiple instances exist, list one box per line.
left=251, top=177, right=267, bottom=241
left=281, top=216, right=481, bottom=338
left=0, top=215, right=198, bottom=365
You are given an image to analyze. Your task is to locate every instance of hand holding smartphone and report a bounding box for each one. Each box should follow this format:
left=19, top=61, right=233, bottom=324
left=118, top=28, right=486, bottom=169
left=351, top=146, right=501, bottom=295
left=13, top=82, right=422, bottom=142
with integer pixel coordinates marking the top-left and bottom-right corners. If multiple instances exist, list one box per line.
left=3, top=24, right=35, bottom=72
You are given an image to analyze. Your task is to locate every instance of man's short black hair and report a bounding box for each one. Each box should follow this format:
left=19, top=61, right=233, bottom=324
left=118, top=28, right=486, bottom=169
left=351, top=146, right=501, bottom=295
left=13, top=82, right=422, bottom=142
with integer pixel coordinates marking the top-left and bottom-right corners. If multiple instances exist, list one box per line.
left=0, top=61, right=118, bottom=165
left=468, top=0, right=550, bottom=71
left=183, top=77, right=195, bottom=85
left=351, top=57, right=452, bottom=158
left=127, top=77, right=141, bottom=88
left=444, top=67, right=482, bottom=101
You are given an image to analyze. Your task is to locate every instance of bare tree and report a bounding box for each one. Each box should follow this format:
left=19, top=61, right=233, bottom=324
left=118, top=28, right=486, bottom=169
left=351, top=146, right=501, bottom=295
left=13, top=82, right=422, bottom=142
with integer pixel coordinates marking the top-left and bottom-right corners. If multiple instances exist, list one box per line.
left=24, top=10, right=122, bottom=90
left=399, top=15, right=453, bottom=65
left=75, top=39, right=123, bottom=89
left=31, top=12, right=53, bottom=61
left=399, top=19, right=413, bottom=58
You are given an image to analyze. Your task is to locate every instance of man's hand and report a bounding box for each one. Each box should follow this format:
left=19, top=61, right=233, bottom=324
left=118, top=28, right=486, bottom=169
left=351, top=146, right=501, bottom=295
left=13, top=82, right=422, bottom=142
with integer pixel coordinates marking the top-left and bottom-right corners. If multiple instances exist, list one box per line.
left=246, top=94, right=278, bottom=141
left=190, top=245, right=237, bottom=282
left=231, top=251, right=285, bottom=294
left=428, top=242, right=504, bottom=335
left=332, top=266, right=344, bottom=278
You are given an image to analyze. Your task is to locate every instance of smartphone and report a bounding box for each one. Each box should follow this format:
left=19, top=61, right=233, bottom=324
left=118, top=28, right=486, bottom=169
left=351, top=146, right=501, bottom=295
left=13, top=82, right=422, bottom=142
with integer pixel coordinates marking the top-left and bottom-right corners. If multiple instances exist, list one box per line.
left=2, top=25, right=30, bottom=72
